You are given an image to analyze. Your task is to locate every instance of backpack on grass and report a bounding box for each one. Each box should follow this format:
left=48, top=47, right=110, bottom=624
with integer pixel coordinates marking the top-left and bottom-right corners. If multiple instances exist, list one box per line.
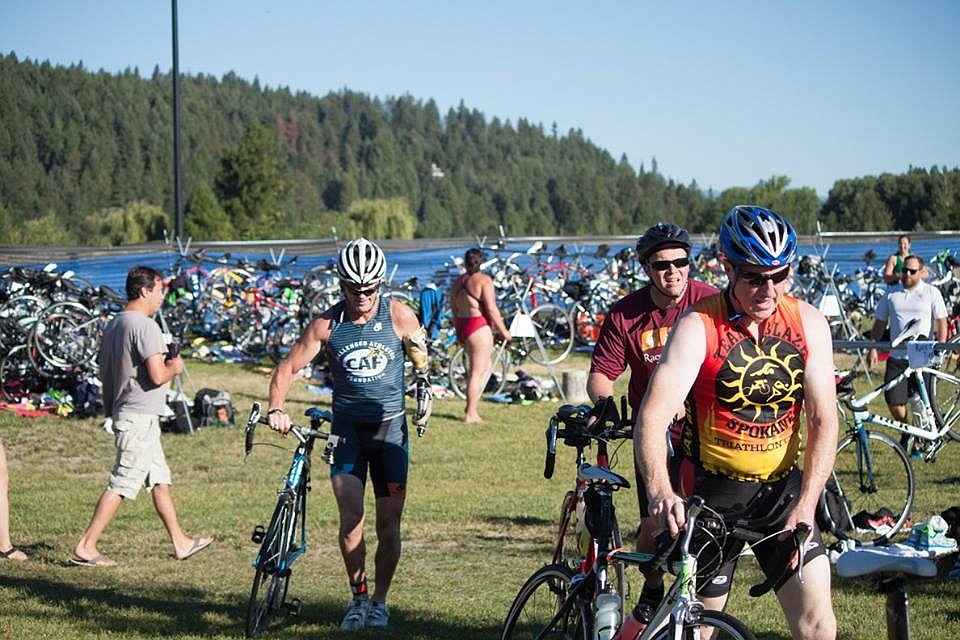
left=192, top=388, right=234, bottom=428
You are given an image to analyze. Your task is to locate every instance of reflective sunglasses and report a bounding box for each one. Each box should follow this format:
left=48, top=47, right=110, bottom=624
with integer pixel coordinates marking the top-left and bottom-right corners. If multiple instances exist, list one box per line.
left=648, top=257, right=690, bottom=271
left=342, top=283, right=380, bottom=297
left=903, top=268, right=920, bottom=276
left=737, top=267, right=790, bottom=287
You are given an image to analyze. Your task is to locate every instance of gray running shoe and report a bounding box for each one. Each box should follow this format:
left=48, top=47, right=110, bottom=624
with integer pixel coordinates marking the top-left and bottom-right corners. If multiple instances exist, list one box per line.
left=366, top=601, right=390, bottom=628
left=340, top=598, right=369, bottom=631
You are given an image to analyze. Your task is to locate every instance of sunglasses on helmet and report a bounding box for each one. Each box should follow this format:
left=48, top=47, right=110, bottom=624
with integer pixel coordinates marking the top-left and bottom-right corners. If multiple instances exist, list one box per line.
left=737, top=267, right=790, bottom=287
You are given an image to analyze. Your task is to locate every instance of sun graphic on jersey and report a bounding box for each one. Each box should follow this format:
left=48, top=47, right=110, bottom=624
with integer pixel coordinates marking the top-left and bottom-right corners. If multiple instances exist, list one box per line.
left=716, top=338, right=804, bottom=422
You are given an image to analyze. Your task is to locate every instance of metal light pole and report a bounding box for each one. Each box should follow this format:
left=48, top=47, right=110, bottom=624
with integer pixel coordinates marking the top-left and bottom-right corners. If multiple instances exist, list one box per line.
left=172, top=0, right=184, bottom=240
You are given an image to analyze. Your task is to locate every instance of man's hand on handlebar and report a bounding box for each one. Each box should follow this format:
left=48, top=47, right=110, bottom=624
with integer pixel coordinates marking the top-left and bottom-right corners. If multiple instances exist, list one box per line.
left=649, top=491, right=686, bottom=538
left=267, top=407, right=292, bottom=435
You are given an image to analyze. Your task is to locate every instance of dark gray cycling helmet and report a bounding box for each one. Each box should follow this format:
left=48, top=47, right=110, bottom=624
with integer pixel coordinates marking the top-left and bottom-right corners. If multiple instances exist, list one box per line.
left=636, top=223, right=692, bottom=261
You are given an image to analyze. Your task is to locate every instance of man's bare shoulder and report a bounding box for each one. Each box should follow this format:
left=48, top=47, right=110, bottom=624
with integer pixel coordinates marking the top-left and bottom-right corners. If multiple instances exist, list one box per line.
left=390, top=299, right=421, bottom=332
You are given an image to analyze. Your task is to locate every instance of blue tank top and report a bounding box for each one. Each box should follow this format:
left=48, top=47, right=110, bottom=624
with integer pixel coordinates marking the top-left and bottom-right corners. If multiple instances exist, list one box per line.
left=326, top=297, right=405, bottom=420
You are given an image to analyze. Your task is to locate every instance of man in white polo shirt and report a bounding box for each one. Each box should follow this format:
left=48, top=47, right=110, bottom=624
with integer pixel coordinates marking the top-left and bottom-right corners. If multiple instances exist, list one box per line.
left=867, top=254, right=948, bottom=439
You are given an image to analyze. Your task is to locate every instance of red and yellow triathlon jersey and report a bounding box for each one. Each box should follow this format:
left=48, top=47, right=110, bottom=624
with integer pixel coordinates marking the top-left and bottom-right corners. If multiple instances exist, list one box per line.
left=682, top=292, right=808, bottom=482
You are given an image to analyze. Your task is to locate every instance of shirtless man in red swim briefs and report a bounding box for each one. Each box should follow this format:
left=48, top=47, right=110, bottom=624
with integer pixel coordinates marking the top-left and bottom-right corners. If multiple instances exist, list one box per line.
left=449, top=248, right=511, bottom=422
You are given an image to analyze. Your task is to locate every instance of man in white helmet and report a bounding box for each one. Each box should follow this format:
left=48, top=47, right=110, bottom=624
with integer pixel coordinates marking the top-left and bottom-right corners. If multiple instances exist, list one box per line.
left=266, top=238, right=432, bottom=631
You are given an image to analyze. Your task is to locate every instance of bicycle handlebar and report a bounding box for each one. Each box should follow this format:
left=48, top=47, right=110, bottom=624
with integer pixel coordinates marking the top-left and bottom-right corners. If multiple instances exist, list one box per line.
left=244, top=402, right=342, bottom=463
left=543, top=397, right=632, bottom=479
left=639, top=494, right=812, bottom=596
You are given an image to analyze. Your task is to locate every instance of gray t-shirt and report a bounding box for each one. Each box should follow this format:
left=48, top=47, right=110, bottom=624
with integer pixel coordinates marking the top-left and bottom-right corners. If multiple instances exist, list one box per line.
left=100, top=311, right=168, bottom=416
left=876, top=280, right=948, bottom=359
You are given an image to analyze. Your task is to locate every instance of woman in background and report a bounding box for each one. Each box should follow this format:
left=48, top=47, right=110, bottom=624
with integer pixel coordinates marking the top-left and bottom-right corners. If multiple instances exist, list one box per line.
left=449, top=249, right=511, bottom=422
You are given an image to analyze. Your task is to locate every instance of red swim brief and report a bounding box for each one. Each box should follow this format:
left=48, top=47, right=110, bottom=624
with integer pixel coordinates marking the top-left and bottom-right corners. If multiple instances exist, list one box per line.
left=455, top=315, right=490, bottom=343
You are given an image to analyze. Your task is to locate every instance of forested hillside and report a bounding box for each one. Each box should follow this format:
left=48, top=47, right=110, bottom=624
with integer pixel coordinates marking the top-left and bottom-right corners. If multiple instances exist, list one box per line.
left=0, top=53, right=957, bottom=245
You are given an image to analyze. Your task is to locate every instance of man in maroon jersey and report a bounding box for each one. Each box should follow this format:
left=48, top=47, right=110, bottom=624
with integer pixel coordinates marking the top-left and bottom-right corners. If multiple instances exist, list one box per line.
left=588, top=223, right=716, bottom=630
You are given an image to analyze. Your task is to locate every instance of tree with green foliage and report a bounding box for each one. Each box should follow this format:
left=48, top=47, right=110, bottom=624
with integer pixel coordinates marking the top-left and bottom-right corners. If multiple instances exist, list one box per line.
left=84, top=201, right=168, bottom=246
left=185, top=181, right=234, bottom=240
left=347, top=197, right=416, bottom=239
left=214, top=124, right=287, bottom=239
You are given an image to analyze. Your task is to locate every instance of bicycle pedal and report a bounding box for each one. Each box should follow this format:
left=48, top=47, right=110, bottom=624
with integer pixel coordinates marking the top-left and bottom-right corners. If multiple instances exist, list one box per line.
left=285, top=598, right=301, bottom=616
left=251, top=524, right=265, bottom=544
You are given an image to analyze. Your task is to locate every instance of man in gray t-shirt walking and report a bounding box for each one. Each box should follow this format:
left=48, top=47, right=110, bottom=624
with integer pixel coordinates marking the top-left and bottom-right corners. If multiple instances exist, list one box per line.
left=72, top=266, right=212, bottom=566
left=867, top=254, right=948, bottom=434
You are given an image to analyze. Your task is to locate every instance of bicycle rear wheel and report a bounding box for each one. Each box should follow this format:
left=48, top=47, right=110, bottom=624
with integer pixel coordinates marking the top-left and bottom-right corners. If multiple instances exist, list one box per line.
left=523, top=304, right=575, bottom=365
left=448, top=344, right=509, bottom=400
left=500, top=563, right=589, bottom=640
left=246, top=489, right=304, bottom=637
left=821, top=429, right=914, bottom=545
left=649, top=609, right=756, bottom=640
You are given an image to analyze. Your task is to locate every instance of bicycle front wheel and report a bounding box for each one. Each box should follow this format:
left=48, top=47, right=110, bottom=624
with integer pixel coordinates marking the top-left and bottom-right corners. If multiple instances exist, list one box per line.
left=822, top=430, right=914, bottom=545
left=500, top=563, right=589, bottom=640
left=649, top=609, right=757, bottom=640
left=246, top=490, right=304, bottom=637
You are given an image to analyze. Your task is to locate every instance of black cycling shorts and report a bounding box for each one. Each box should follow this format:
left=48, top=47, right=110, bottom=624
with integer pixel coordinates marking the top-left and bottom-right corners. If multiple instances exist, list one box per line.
left=330, top=413, right=408, bottom=499
left=883, top=357, right=933, bottom=407
left=686, top=465, right=826, bottom=599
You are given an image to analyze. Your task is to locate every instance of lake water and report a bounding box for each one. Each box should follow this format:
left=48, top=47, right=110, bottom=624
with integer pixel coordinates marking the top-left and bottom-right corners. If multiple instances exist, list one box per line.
left=20, top=237, right=960, bottom=292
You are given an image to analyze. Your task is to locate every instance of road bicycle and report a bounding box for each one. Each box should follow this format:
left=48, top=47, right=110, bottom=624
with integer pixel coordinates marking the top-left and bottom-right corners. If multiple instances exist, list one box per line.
left=821, top=323, right=960, bottom=546
left=502, top=482, right=810, bottom=640
left=242, top=401, right=342, bottom=637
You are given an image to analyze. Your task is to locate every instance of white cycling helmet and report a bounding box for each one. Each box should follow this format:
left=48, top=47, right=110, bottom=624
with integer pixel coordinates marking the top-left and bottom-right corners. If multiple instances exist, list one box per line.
left=337, top=238, right=387, bottom=285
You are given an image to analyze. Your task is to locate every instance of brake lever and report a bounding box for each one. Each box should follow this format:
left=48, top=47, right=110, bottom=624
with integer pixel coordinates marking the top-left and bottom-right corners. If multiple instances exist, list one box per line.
left=747, top=522, right=811, bottom=597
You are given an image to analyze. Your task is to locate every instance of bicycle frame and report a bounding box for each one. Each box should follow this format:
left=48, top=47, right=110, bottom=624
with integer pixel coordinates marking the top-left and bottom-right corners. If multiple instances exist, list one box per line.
left=252, top=437, right=315, bottom=572
left=842, top=364, right=960, bottom=444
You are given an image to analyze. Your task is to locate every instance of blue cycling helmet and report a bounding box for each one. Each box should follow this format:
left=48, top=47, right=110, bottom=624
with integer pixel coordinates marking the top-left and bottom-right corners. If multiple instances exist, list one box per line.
left=719, top=206, right=797, bottom=267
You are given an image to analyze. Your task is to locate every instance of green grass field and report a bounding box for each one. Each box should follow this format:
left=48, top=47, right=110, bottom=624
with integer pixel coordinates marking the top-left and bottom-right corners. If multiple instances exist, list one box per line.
left=1, top=354, right=959, bottom=639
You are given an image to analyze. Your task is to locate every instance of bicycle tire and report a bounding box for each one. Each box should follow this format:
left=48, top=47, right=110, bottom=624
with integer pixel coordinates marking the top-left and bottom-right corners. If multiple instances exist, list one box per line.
left=930, top=336, right=960, bottom=441
left=500, top=563, right=590, bottom=640
left=820, top=429, right=914, bottom=545
left=448, top=344, right=509, bottom=400
left=649, top=609, right=757, bottom=640
left=30, top=301, right=99, bottom=369
left=522, top=304, right=575, bottom=365
left=246, top=490, right=304, bottom=637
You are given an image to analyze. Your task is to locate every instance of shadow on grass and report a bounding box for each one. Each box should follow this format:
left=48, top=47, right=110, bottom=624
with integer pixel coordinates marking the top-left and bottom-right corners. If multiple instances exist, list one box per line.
left=483, top=514, right=551, bottom=527
left=3, top=574, right=505, bottom=638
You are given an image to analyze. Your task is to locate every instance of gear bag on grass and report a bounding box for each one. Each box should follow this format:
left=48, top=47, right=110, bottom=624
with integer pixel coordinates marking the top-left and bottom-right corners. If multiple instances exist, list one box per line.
left=192, top=388, right=235, bottom=427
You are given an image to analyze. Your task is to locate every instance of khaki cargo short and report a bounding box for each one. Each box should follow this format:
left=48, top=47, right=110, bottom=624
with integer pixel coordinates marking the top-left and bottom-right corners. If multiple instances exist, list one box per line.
left=107, top=413, right=172, bottom=499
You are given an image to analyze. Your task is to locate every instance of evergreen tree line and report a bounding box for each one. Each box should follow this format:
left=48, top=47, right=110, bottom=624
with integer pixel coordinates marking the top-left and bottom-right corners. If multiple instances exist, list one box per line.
left=1, top=53, right=957, bottom=245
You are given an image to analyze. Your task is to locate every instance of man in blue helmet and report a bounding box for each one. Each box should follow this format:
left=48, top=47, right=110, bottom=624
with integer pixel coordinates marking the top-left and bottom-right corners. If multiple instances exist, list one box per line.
left=635, top=207, right=838, bottom=639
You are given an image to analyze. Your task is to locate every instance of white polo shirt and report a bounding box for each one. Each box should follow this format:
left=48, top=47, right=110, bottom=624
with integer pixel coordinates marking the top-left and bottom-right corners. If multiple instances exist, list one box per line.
left=876, top=280, right=947, bottom=359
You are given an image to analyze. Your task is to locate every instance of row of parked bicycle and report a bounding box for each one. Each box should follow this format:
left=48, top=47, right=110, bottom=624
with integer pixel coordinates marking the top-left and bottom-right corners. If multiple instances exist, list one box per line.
left=3, top=240, right=960, bottom=408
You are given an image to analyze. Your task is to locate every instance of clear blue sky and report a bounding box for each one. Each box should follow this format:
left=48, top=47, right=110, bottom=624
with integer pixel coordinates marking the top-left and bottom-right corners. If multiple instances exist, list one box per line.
left=3, top=1, right=958, bottom=197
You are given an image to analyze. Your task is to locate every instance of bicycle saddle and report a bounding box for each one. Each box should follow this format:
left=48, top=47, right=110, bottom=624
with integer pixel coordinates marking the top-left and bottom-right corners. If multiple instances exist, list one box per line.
left=577, top=463, right=630, bottom=489
left=836, top=549, right=937, bottom=578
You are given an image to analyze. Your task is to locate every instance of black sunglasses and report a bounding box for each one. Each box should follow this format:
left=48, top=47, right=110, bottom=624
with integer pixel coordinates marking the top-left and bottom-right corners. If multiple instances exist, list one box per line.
left=648, top=257, right=690, bottom=271
left=737, top=267, right=791, bottom=287
left=342, top=283, right=380, bottom=297
left=903, top=268, right=920, bottom=276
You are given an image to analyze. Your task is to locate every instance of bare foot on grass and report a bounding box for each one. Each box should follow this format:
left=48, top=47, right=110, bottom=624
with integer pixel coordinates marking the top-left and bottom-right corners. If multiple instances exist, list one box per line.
left=464, top=414, right=484, bottom=423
